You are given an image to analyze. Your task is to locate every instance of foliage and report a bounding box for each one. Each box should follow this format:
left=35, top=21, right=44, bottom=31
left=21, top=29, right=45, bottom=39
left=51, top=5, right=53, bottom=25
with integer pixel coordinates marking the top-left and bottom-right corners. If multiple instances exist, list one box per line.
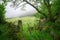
left=0, top=0, right=60, bottom=40
left=0, top=4, right=6, bottom=23
left=34, top=13, right=44, bottom=19
left=0, top=24, right=8, bottom=40
left=34, top=0, right=60, bottom=40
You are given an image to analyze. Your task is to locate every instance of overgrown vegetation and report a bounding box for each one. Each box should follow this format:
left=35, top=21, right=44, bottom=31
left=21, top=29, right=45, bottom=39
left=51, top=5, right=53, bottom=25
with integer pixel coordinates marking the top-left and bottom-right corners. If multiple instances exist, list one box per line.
left=0, top=4, right=6, bottom=24
left=0, top=0, right=60, bottom=40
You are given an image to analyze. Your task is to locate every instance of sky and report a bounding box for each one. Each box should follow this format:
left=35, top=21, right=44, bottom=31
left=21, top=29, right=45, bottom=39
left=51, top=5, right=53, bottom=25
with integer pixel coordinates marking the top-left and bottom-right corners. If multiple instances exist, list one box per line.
left=5, top=2, right=37, bottom=18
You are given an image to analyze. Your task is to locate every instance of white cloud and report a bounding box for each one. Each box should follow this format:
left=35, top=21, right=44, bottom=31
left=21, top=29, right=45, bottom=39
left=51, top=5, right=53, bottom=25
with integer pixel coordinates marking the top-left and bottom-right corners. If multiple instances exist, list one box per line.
left=5, top=2, right=37, bottom=18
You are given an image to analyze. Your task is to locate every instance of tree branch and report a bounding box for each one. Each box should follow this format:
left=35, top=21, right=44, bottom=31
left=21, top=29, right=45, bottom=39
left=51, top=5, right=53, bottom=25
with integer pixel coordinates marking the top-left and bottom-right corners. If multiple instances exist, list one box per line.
left=44, top=0, right=54, bottom=21
left=24, top=0, right=47, bottom=18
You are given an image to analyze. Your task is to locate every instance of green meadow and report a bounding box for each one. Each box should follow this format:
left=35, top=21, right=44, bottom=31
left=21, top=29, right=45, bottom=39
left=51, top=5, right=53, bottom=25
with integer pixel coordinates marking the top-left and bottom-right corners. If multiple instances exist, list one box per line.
left=0, top=17, right=54, bottom=40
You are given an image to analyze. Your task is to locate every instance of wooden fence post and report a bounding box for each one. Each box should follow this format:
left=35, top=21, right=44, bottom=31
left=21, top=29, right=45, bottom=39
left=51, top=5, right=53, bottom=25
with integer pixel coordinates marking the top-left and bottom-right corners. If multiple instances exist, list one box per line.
left=17, top=20, right=22, bottom=32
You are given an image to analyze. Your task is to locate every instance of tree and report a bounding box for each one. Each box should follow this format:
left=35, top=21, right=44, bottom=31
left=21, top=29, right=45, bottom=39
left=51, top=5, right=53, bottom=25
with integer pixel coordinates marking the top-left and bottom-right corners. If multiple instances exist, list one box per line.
left=0, top=3, right=6, bottom=24
left=4, top=0, right=60, bottom=22
left=23, top=0, right=60, bottom=40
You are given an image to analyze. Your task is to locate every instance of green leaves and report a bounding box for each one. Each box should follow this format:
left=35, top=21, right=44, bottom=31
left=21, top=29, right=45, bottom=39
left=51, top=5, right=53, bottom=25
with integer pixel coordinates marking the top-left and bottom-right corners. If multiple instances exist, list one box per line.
left=0, top=4, right=6, bottom=23
left=0, top=4, right=5, bottom=13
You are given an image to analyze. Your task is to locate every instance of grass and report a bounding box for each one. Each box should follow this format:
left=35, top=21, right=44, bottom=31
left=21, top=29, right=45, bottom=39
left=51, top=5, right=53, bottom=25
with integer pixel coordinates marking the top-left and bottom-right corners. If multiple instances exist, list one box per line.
left=0, top=24, right=9, bottom=40
left=0, top=16, right=54, bottom=40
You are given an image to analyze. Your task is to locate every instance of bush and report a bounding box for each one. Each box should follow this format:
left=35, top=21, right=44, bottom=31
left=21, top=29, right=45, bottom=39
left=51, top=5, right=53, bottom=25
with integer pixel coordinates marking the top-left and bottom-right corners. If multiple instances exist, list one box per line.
left=0, top=4, right=6, bottom=24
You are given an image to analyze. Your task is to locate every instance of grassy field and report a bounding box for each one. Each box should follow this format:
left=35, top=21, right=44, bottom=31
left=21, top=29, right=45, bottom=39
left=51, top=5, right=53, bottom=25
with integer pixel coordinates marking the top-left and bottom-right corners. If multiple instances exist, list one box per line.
left=0, top=16, right=53, bottom=40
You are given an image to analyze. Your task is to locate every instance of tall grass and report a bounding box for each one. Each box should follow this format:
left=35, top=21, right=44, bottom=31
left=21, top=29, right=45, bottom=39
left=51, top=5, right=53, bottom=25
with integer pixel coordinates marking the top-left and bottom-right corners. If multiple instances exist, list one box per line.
left=0, top=17, right=53, bottom=40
